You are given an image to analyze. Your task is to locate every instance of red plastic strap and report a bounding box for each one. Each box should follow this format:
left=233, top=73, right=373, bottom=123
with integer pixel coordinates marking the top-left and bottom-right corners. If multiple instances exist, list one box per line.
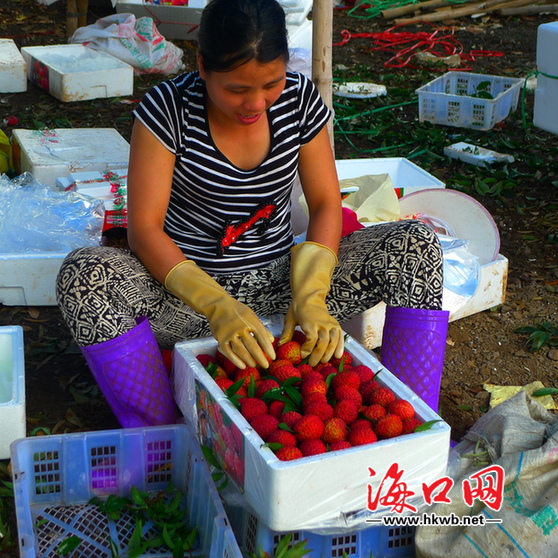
left=334, top=23, right=504, bottom=71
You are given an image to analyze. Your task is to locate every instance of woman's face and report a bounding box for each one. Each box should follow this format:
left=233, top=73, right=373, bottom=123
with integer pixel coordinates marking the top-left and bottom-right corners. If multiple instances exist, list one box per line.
left=199, top=55, right=287, bottom=127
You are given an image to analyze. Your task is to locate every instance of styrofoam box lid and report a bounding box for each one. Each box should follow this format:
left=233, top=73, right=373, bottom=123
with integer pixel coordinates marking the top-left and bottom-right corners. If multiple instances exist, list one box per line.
left=13, top=128, right=130, bottom=186
left=173, top=319, right=451, bottom=532
left=336, top=157, right=445, bottom=189
left=20, top=44, right=133, bottom=74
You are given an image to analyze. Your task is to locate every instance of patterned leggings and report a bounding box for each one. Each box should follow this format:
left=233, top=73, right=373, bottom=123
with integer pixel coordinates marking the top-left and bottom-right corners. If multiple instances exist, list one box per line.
left=56, top=220, right=444, bottom=349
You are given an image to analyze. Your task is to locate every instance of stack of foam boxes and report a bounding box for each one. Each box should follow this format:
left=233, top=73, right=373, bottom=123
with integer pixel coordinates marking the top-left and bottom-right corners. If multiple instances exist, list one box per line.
left=173, top=320, right=452, bottom=558
left=280, top=0, right=314, bottom=52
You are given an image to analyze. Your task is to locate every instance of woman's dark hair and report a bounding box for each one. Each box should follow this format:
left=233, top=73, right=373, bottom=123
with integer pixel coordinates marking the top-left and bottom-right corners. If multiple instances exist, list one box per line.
left=198, top=0, right=289, bottom=72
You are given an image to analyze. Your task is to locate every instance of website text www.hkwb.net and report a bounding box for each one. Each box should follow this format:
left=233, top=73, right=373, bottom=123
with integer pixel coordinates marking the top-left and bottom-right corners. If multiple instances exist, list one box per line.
left=368, top=512, right=502, bottom=527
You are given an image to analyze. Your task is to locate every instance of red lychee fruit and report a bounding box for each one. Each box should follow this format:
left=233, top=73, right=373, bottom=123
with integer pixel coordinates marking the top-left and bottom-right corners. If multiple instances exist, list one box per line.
left=322, top=417, right=349, bottom=443
left=255, top=378, right=280, bottom=399
left=349, top=428, right=378, bottom=446
left=368, top=387, right=396, bottom=408
left=329, top=440, right=352, bottom=452
left=280, top=411, right=302, bottom=430
left=333, top=385, right=363, bottom=407
left=331, top=370, right=360, bottom=391
left=351, top=364, right=375, bottom=384
left=362, top=403, right=388, bottom=423
left=349, top=418, right=373, bottom=431
left=276, top=446, right=303, bottom=461
left=293, top=414, right=325, bottom=441
left=234, top=366, right=260, bottom=388
left=402, top=418, right=423, bottom=435
left=239, top=397, right=268, bottom=423
left=329, top=350, right=353, bottom=369
left=268, top=400, right=286, bottom=420
left=267, top=429, right=297, bottom=448
left=360, top=379, right=382, bottom=405
left=291, top=330, right=308, bottom=346
left=387, top=399, right=416, bottom=421
left=333, top=399, right=359, bottom=424
left=250, top=414, right=279, bottom=442
left=273, top=364, right=302, bottom=384
left=299, top=439, right=328, bottom=457
left=304, top=401, right=334, bottom=422
left=375, top=414, right=404, bottom=439
left=301, top=377, right=328, bottom=398
left=276, top=340, right=302, bottom=364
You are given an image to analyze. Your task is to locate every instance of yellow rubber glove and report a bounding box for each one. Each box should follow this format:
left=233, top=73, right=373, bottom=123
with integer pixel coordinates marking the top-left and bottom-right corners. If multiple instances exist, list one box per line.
left=279, top=241, right=344, bottom=366
left=165, top=261, right=275, bottom=369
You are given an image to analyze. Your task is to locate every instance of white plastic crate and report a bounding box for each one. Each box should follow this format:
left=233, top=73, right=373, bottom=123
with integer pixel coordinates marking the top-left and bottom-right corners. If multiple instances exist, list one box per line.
left=226, top=501, right=415, bottom=558
left=173, top=321, right=451, bottom=532
left=0, top=39, right=27, bottom=93
left=416, top=72, right=523, bottom=130
left=10, top=424, right=243, bottom=558
left=11, top=128, right=130, bottom=188
left=0, top=326, right=26, bottom=460
left=20, top=44, right=134, bottom=102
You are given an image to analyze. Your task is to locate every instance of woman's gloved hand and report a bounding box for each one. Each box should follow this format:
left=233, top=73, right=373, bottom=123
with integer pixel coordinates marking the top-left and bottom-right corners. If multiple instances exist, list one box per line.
left=279, top=241, right=344, bottom=366
left=165, top=261, right=275, bottom=369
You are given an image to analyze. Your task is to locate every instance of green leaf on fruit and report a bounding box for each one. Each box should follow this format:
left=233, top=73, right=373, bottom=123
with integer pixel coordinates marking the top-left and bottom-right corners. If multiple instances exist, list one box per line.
left=247, top=375, right=257, bottom=397
left=283, top=385, right=303, bottom=408
left=278, top=422, right=294, bottom=432
left=325, top=373, right=336, bottom=389
left=206, top=362, right=218, bottom=377
left=414, top=420, right=442, bottom=432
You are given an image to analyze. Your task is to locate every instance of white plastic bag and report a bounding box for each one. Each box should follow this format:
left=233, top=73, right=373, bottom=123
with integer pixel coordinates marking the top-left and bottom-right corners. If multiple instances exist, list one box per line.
left=69, top=13, right=184, bottom=75
left=415, top=391, right=558, bottom=558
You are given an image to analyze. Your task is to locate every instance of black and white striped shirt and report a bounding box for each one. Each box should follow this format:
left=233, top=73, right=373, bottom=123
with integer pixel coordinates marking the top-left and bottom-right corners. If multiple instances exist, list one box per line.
left=133, top=71, right=331, bottom=274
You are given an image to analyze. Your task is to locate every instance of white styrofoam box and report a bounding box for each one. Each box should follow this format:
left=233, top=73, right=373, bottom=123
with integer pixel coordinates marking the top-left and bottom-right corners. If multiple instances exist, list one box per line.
left=416, top=72, right=523, bottom=131
left=173, top=323, right=451, bottom=532
left=56, top=168, right=128, bottom=211
left=0, top=39, right=27, bottom=93
left=290, top=157, right=444, bottom=236
left=12, top=128, right=130, bottom=187
left=534, top=22, right=558, bottom=135
left=283, top=0, right=312, bottom=26
left=343, top=254, right=508, bottom=349
left=336, top=157, right=445, bottom=197
left=20, top=44, right=134, bottom=102
left=116, top=0, right=207, bottom=40
left=0, top=252, right=67, bottom=306
left=288, top=18, right=313, bottom=52
left=0, top=326, right=25, bottom=459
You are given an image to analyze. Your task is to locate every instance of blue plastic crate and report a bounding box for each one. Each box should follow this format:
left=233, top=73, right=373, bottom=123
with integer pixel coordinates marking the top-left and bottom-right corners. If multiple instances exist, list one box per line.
left=10, top=424, right=242, bottom=558
left=227, top=503, right=415, bottom=558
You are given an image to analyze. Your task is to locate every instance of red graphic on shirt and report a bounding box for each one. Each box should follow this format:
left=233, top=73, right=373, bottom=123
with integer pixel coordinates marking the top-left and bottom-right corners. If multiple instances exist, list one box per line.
left=218, top=204, right=275, bottom=255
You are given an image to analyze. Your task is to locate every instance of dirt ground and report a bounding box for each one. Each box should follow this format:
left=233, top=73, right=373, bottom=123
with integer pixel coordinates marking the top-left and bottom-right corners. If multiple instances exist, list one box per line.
left=1, top=0, right=558, bottom=554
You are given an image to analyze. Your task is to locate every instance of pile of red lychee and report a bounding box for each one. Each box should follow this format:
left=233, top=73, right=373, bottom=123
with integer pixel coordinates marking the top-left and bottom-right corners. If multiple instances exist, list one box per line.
left=196, top=333, right=425, bottom=461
